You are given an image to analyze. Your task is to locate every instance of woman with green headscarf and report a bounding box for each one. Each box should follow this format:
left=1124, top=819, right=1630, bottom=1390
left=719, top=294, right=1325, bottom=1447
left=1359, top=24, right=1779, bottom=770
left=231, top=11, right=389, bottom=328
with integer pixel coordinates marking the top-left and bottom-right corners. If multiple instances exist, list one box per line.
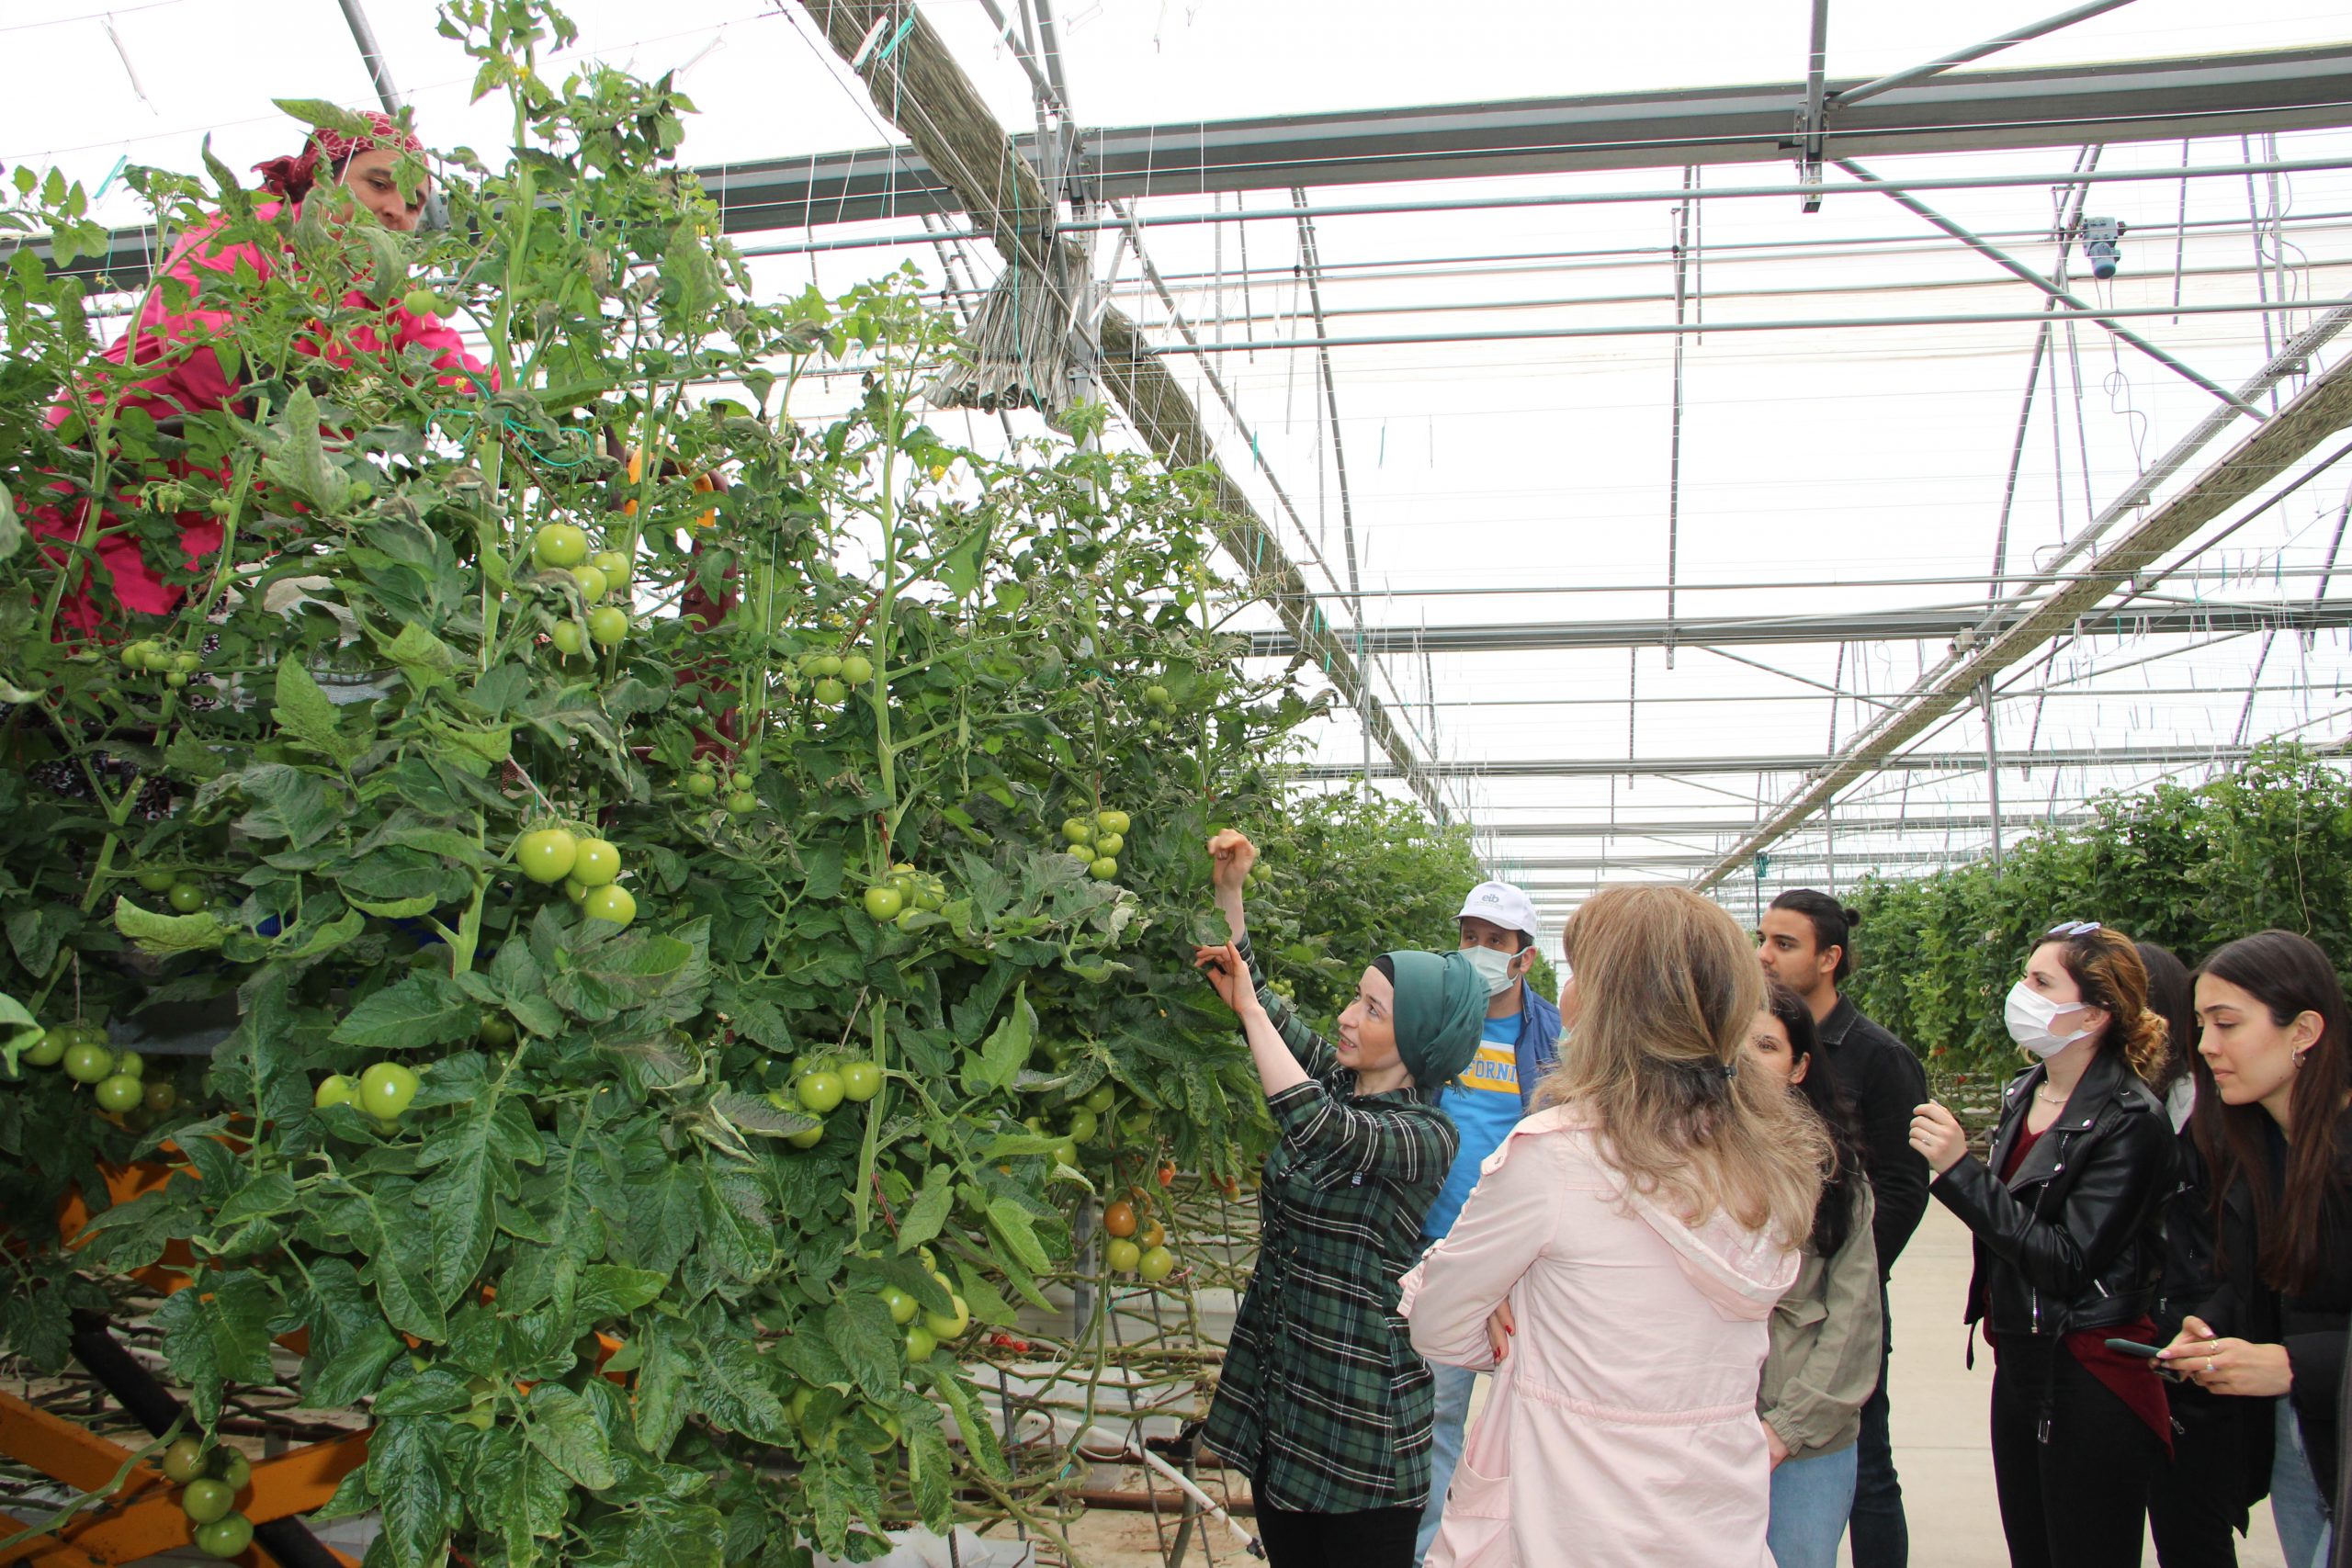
left=1191, top=829, right=1489, bottom=1568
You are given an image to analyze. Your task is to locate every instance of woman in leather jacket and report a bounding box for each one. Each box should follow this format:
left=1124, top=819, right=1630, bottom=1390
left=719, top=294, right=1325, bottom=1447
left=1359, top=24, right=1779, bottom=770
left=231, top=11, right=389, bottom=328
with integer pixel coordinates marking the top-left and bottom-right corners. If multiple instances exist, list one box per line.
left=1909, top=922, right=2177, bottom=1568
left=2157, top=931, right=2352, bottom=1568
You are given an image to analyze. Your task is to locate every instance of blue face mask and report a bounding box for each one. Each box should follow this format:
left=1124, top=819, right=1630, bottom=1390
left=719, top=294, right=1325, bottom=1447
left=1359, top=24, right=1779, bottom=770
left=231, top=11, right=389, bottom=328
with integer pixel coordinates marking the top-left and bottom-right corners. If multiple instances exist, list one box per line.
left=1462, top=945, right=1517, bottom=998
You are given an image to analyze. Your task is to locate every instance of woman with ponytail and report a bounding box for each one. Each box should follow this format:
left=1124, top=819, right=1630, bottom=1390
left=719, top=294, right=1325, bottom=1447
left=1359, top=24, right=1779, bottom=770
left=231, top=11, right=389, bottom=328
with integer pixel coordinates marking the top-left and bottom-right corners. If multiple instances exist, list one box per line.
left=2157, top=931, right=2352, bottom=1568
left=1909, top=922, right=2177, bottom=1568
left=36, top=107, right=487, bottom=634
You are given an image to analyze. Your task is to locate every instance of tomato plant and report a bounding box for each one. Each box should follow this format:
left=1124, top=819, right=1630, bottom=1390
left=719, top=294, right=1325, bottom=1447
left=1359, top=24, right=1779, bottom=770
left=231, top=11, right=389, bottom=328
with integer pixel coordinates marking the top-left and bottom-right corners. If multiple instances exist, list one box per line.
left=0, top=2, right=1352, bottom=1561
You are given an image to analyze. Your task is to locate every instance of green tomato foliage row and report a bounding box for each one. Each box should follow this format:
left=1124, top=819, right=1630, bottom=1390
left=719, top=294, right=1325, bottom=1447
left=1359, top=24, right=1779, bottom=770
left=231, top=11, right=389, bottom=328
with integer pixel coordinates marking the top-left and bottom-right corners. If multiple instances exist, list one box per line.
left=1841, top=746, right=2352, bottom=1088
left=0, top=4, right=1462, bottom=1563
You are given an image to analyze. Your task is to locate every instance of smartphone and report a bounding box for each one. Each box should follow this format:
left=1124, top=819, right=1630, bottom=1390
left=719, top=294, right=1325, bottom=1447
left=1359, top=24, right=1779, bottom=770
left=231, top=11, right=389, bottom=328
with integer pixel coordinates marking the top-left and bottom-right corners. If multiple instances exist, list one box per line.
left=2104, top=1337, right=2187, bottom=1381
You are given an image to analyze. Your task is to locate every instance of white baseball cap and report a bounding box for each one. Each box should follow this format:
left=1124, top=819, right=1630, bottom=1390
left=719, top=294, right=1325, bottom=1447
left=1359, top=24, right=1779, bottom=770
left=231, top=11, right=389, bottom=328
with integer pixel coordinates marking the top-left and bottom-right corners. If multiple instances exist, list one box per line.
left=1457, top=882, right=1540, bottom=942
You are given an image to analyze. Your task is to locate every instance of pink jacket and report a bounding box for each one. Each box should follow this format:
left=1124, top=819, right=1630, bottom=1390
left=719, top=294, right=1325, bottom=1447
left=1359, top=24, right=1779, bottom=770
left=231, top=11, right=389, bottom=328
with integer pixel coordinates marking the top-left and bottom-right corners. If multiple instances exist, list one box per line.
left=1398, top=1105, right=1800, bottom=1568
left=36, top=201, right=487, bottom=632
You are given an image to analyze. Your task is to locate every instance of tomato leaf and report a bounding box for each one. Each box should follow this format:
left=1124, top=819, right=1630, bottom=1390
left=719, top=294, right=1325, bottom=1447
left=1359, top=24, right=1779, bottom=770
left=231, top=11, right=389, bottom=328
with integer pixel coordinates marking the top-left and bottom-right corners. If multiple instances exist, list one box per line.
left=367, top=1416, right=455, bottom=1568
left=332, top=971, right=474, bottom=1051
left=693, top=1332, right=791, bottom=1443
left=695, top=1162, right=779, bottom=1283
left=525, top=1383, right=616, bottom=1489
left=152, top=1269, right=277, bottom=1424
left=112, top=896, right=225, bottom=954
left=894, top=1165, right=955, bottom=1254
left=962, top=981, right=1034, bottom=1093
left=272, top=659, right=362, bottom=767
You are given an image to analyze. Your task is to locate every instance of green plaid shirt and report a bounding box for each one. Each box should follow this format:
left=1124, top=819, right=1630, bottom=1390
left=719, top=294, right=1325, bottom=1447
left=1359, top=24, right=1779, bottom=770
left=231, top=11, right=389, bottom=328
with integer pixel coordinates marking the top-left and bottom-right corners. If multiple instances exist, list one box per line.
left=1201, top=935, right=1459, bottom=1513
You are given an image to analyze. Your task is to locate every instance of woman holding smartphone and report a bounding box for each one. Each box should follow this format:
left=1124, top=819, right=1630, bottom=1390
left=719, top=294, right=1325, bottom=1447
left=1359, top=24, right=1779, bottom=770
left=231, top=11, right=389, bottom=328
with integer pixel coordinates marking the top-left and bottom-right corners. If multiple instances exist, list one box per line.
left=2157, top=931, right=2352, bottom=1568
left=1909, top=922, right=2177, bottom=1568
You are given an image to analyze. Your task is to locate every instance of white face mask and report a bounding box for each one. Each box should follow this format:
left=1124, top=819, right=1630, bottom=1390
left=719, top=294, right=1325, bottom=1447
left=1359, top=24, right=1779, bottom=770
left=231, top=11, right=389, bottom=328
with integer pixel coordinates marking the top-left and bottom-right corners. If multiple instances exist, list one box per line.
left=2004, top=980, right=2097, bottom=1058
left=1463, top=946, right=1518, bottom=998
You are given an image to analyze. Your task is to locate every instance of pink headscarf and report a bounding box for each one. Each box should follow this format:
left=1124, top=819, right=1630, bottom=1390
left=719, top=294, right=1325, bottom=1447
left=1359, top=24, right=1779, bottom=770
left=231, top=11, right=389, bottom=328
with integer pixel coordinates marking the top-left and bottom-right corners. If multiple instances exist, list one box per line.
left=254, top=110, right=424, bottom=202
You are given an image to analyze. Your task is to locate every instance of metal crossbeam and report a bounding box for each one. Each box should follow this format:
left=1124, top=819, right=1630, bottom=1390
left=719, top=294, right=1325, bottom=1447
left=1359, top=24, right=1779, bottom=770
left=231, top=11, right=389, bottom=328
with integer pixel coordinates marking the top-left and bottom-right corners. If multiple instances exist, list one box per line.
left=1295, top=744, right=2288, bottom=781
left=1244, top=599, right=2352, bottom=658
left=1479, top=812, right=2092, bottom=838
left=687, top=43, right=2352, bottom=225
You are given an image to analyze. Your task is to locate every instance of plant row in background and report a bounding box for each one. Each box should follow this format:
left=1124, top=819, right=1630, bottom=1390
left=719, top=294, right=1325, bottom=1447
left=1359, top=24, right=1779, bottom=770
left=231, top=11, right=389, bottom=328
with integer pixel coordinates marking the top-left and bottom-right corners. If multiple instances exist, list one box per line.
left=1844, top=745, right=2352, bottom=1087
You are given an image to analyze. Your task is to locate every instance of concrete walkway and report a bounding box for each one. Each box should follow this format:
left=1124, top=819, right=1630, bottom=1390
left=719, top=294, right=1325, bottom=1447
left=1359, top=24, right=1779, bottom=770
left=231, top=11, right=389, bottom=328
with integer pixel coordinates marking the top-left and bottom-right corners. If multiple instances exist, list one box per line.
left=1875, top=1201, right=2290, bottom=1567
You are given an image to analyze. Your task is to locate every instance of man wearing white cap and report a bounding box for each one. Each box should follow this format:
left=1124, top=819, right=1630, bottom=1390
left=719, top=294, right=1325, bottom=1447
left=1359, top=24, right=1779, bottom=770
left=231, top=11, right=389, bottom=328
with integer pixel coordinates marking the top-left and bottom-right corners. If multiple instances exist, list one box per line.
left=1413, top=880, right=1563, bottom=1564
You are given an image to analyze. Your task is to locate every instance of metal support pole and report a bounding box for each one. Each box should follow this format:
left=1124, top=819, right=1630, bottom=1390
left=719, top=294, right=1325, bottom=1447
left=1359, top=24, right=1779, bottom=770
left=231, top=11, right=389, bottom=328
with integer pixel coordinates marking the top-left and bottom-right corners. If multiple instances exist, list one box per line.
left=1833, top=0, right=2139, bottom=107
left=1294, top=194, right=1371, bottom=794
left=334, top=0, right=406, bottom=112
left=1797, top=0, right=1831, bottom=210
left=1835, top=156, right=2268, bottom=421
left=1667, top=168, right=1690, bottom=663
left=1981, top=680, right=2004, bottom=867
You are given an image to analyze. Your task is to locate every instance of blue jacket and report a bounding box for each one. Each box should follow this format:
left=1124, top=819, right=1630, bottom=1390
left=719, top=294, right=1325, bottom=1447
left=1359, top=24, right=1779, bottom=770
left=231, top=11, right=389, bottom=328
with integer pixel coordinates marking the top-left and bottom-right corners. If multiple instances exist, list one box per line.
left=1508, top=979, right=1563, bottom=1111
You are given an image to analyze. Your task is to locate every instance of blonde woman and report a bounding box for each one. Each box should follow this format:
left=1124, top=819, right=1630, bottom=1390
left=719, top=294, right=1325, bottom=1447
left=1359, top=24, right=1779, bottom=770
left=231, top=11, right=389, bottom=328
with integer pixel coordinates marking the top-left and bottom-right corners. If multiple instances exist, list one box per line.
left=1400, top=886, right=1828, bottom=1568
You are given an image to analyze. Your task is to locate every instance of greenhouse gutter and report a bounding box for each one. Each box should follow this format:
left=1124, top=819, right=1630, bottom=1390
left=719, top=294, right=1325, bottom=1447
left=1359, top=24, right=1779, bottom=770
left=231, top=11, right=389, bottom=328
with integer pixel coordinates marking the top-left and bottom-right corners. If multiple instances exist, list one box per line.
left=1695, top=331, right=2352, bottom=890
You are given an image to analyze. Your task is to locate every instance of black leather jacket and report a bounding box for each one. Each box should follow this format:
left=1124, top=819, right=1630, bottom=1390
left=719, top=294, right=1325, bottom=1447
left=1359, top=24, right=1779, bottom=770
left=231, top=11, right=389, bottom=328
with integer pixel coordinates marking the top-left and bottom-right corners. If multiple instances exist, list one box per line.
left=1934, top=1046, right=2177, bottom=1338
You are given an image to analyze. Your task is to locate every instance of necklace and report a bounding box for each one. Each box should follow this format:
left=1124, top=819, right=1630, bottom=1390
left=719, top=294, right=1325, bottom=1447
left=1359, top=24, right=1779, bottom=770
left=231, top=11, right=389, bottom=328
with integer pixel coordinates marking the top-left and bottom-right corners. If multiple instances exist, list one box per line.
left=2034, top=1082, right=2072, bottom=1105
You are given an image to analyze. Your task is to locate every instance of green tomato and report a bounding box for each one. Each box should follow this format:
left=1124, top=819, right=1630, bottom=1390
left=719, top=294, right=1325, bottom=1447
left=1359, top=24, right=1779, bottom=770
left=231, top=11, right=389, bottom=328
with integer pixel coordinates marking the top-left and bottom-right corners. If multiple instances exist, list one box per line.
left=193, top=1514, right=254, bottom=1560
left=591, top=548, right=630, bottom=584
left=588, top=605, right=628, bottom=647
left=165, top=671, right=188, bottom=689
left=1096, top=809, right=1131, bottom=837
left=180, top=1478, right=234, bottom=1524
left=23, top=1030, right=66, bottom=1068
left=212, top=1451, right=250, bottom=1491
left=812, top=677, right=846, bottom=705
left=1082, top=1084, right=1116, bottom=1115
left=532, top=523, right=590, bottom=570
left=135, top=868, right=178, bottom=893
left=812, top=655, right=843, bottom=679
left=797, top=1071, right=846, bottom=1114
left=1065, top=843, right=1094, bottom=863
left=583, top=885, right=637, bottom=927
left=479, top=1014, right=516, bottom=1047
left=357, top=1061, right=421, bottom=1120
left=563, top=876, right=590, bottom=904
left=1060, top=818, right=1092, bottom=844
left=1065, top=1108, right=1099, bottom=1145
left=144, top=1080, right=179, bottom=1114
left=314, top=1074, right=355, bottom=1110
left=1138, top=1246, right=1176, bottom=1282
left=1145, top=683, right=1170, bottom=706
left=94, top=1075, right=141, bottom=1113
left=160, top=1437, right=205, bottom=1484
left=923, top=1294, right=970, bottom=1340
left=1090, top=857, right=1118, bottom=881
left=1050, top=1138, right=1080, bottom=1171
left=550, top=619, right=587, bottom=657
left=1105, top=1238, right=1142, bottom=1274
left=1092, top=832, right=1125, bottom=857
left=571, top=838, right=621, bottom=887
left=166, top=882, right=208, bottom=913
left=569, top=563, right=608, bottom=603
left=515, top=828, right=579, bottom=885
left=401, top=287, right=449, bottom=317
left=879, top=1285, right=917, bottom=1326
left=895, top=907, right=925, bottom=932
left=62, top=1042, right=115, bottom=1084
left=113, top=1051, right=144, bottom=1079
left=172, top=652, right=199, bottom=674
left=786, top=1125, right=824, bottom=1149
left=904, top=1325, right=937, bottom=1362
left=725, top=791, right=758, bottom=816
left=863, top=886, right=905, bottom=922
left=839, top=653, right=874, bottom=686
left=839, top=1061, right=882, bottom=1102
left=684, top=773, right=718, bottom=798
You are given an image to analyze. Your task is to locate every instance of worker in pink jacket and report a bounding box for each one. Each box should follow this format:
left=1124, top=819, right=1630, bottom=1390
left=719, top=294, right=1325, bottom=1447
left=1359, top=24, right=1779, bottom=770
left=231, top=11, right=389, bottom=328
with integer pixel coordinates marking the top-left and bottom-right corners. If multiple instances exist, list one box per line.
left=1400, top=886, right=1832, bottom=1568
left=35, top=109, right=487, bottom=636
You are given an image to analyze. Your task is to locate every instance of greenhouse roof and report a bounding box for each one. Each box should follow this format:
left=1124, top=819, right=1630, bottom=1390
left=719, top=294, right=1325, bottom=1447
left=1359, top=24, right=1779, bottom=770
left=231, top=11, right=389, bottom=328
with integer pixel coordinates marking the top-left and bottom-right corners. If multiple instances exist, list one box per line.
left=10, top=0, right=2352, bottom=939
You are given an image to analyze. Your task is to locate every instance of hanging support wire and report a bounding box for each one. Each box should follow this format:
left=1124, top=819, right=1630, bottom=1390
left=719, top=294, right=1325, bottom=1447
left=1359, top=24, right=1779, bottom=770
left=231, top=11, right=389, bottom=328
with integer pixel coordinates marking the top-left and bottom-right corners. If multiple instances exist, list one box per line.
left=1834, top=155, right=2267, bottom=422
left=1667, top=166, right=1692, bottom=664
left=1292, top=191, right=1371, bottom=791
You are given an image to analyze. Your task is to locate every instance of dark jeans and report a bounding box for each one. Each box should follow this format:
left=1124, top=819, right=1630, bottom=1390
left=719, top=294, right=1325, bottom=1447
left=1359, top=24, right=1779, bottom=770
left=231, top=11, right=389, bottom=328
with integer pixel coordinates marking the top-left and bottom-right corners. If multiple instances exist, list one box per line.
left=1990, top=1333, right=2165, bottom=1568
left=2147, top=1395, right=2246, bottom=1568
left=1255, top=1494, right=1421, bottom=1568
left=1849, top=1290, right=1909, bottom=1568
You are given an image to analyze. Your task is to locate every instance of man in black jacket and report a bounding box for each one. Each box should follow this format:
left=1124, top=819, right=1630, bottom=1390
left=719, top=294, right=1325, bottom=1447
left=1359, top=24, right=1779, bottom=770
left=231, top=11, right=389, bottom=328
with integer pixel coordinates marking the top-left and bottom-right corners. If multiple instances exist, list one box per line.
left=1759, top=889, right=1930, bottom=1568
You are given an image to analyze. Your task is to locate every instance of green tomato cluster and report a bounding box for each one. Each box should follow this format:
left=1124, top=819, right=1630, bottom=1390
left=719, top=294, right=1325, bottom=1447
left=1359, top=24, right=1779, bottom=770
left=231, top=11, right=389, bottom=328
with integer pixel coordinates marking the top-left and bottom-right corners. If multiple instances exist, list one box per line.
left=764, top=1055, right=885, bottom=1149
left=534, top=527, right=632, bottom=654
left=313, top=1060, right=424, bottom=1128
left=158, top=1436, right=254, bottom=1557
left=1056, top=806, right=1132, bottom=883
left=511, top=827, right=639, bottom=928
left=860, top=862, right=946, bottom=929
left=116, top=639, right=204, bottom=690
